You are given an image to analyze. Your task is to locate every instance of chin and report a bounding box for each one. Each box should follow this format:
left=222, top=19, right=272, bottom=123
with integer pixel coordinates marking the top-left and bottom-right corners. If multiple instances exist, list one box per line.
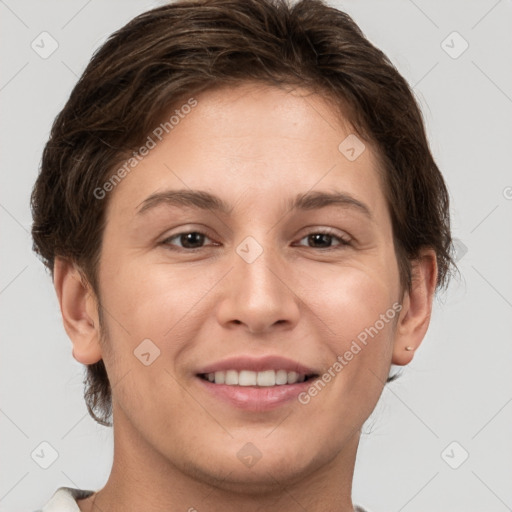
left=182, top=442, right=323, bottom=494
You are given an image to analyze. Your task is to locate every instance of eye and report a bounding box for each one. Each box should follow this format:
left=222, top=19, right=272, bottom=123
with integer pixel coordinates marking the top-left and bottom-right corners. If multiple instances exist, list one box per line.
left=295, top=229, right=352, bottom=250
left=161, top=231, right=216, bottom=250
left=160, top=228, right=351, bottom=252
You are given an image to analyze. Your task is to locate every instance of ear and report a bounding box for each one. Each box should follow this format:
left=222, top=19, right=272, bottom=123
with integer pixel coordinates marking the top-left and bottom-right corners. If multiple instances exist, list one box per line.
left=392, top=248, right=438, bottom=366
left=53, top=257, right=103, bottom=365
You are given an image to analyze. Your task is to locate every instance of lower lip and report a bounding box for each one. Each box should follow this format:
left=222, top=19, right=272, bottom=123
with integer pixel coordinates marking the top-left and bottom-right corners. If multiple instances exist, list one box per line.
left=195, top=376, right=315, bottom=411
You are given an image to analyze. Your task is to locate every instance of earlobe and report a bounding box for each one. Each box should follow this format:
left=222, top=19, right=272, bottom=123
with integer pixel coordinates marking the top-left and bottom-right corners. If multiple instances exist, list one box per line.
left=53, top=257, right=103, bottom=365
left=392, top=249, right=438, bottom=366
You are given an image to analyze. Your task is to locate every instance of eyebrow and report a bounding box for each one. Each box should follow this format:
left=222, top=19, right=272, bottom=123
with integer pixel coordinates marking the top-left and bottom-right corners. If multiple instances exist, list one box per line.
left=136, top=188, right=372, bottom=219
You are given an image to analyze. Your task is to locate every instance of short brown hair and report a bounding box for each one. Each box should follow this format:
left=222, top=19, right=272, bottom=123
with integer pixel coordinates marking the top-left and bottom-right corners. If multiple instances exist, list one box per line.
left=31, top=0, right=455, bottom=427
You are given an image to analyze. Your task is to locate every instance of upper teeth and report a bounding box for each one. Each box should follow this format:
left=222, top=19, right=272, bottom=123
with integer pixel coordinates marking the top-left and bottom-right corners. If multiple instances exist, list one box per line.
left=204, top=370, right=308, bottom=386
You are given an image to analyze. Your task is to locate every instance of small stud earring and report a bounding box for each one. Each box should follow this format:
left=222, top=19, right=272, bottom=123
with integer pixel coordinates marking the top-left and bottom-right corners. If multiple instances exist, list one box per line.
left=405, top=346, right=414, bottom=351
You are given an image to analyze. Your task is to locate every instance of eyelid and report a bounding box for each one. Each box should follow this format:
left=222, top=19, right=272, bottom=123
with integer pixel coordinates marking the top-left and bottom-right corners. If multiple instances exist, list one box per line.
left=159, top=225, right=218, bottom=248
left=164, top=233, right=215, bottom=246
left=294, top=227, right=352, bottom=247
left=160, top=226, right=352, bottom=252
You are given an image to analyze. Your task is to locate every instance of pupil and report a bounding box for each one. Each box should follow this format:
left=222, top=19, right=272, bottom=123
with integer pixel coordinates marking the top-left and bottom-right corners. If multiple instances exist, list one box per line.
left=309, top=233, right=331, bottom=247
left=181, top=232, right=204, bottom=248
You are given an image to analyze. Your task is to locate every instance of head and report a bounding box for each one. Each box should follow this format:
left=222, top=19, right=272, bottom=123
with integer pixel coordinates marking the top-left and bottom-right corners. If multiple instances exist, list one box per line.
left=31, top=0, right=454, bottom=490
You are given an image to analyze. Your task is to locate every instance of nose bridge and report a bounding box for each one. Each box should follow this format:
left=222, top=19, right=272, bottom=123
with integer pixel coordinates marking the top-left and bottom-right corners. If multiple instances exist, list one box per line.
left=216, top=233, right=300, bottom=333
left=237, top=235, right=280, bottom=295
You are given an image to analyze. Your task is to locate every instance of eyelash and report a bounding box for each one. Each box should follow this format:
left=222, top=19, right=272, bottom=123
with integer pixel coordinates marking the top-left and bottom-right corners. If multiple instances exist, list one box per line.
left=160, top=228, right=352, bottom=252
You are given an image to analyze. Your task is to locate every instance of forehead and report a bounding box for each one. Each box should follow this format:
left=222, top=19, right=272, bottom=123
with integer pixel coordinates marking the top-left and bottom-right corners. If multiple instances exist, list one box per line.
left=105, top=82, right=386, bottom=220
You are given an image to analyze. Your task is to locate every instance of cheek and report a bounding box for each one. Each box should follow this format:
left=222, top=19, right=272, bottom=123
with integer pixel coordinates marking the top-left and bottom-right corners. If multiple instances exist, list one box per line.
left=96, top=262, right=199, bottom=418
left=301, top=260, right=399, bottom=340
left=99, top=255, right=202, bottom=331
left=299, top=260, right=400, bottom=403
left=307, top=268, right=399, bottom=416
left=97, top=257, right=220, bottom=380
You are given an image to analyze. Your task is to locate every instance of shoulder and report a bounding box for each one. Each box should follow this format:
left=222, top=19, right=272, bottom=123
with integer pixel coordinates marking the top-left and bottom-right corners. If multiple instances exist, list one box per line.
left=33, top=487, right=95, bottom=512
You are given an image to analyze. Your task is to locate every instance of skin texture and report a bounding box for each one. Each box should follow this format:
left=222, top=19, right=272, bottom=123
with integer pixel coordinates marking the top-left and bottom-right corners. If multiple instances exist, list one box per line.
left=54, top=83, right=437, bottom=512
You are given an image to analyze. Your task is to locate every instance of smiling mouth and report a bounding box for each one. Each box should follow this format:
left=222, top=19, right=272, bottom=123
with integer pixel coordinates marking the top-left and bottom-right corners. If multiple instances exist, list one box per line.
left=197, top=369, right=319, bottom=387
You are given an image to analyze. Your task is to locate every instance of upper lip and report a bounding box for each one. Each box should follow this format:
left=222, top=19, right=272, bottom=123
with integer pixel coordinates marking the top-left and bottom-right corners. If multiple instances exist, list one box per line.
left=196, top=355, right=318, bottom=376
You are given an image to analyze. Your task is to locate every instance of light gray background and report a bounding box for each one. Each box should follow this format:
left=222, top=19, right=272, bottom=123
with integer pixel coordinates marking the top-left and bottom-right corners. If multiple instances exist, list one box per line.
left=1, top=1, right=511, bottom=511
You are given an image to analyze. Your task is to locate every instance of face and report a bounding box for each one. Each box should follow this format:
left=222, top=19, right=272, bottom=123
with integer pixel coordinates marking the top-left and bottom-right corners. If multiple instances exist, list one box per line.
left=93, top=83, right=403, bottom=490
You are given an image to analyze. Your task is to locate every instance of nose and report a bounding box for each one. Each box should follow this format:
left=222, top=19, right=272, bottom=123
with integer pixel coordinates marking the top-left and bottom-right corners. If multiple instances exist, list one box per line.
left=216, top=241, right=301, bottom=335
